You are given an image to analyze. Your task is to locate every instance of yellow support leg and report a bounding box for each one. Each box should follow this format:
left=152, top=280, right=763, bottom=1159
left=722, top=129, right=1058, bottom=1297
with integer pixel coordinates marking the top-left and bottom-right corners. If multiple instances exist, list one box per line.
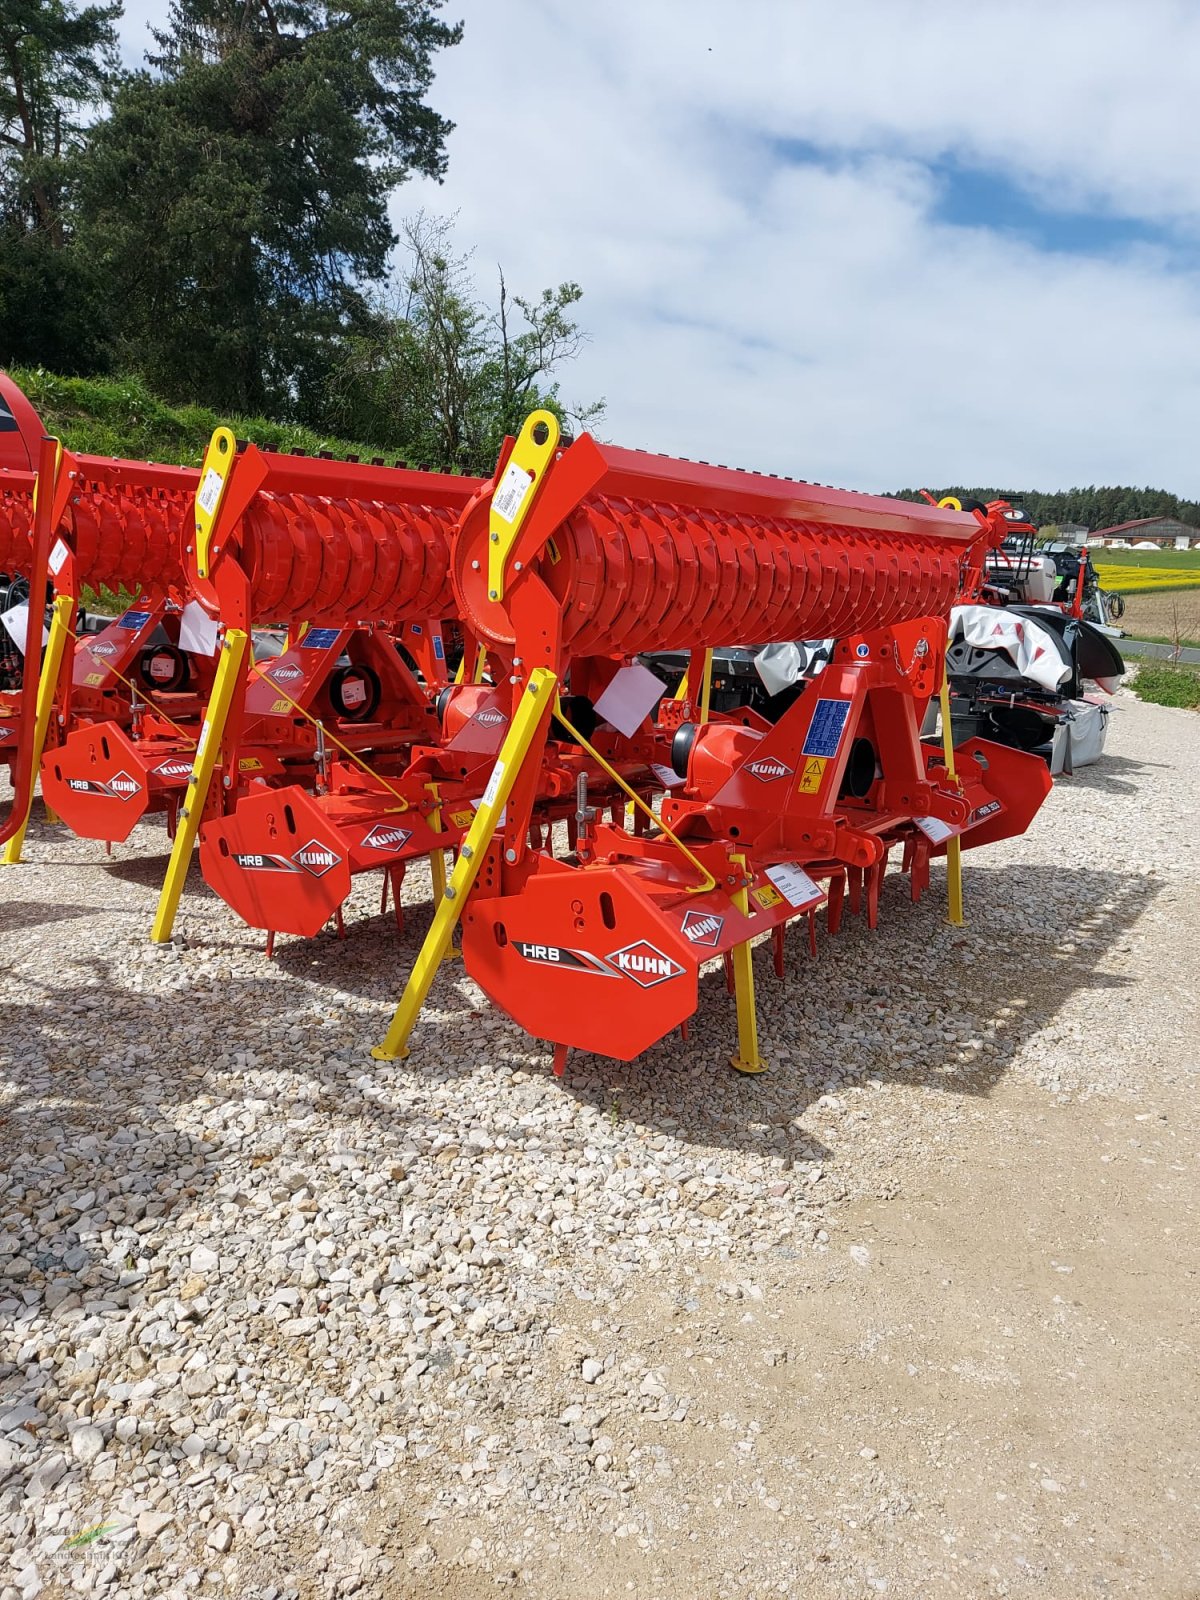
left=939, top=675, right=964, bottom=927
left=150, top=628, right=249, bottom=943
left=372, top=667, right=557, bottom=1062
left=728, top=851, right=769, bottom=1075
left=698, top=647, right=714, bottom=726
left=2, top=593, right=74, bottom=866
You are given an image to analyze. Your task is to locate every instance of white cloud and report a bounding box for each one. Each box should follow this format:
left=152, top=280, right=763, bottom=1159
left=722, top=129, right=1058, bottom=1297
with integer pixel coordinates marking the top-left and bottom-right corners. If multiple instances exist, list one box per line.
left=118, top=0, right=1200, bottom=494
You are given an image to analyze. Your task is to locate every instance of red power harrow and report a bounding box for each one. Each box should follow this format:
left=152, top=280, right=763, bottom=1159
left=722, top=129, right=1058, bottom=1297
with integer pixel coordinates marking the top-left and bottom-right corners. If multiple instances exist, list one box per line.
left=131, top=428, right=486, bottom=944
left=370, top=411, right=1053, bottom=1074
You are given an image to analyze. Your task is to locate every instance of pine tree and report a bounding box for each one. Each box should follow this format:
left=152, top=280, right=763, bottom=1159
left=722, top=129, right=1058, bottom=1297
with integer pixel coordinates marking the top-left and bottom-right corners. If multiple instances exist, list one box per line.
left=77, top=0, right=461, bottom=412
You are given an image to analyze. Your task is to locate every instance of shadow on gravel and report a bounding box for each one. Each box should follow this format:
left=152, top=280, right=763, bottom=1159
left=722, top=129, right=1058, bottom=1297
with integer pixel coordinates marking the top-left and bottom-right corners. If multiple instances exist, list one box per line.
left=0, top=900, right=115, bottom=933
left=0, top=849, right=1159, bottom=1303
left=1064, top=751, right=1172, bottom=796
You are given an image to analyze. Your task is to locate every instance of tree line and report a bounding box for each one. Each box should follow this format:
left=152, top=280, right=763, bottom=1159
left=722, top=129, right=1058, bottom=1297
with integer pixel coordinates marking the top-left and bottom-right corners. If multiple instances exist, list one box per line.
left=893, top=484, right=1200, bottom=531
left=0, top=0, right=602, bottom=473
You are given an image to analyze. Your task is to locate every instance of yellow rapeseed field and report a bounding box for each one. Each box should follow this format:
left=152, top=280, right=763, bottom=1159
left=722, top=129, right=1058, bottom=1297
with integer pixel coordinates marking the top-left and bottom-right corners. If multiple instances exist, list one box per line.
left=1095, top=564, right=1200, bottom=593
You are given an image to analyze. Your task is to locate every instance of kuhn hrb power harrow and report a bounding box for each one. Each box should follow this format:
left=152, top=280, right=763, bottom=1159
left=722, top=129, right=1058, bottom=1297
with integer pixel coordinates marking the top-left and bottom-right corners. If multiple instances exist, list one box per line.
left=372, top=412, right=1052, bottom=1073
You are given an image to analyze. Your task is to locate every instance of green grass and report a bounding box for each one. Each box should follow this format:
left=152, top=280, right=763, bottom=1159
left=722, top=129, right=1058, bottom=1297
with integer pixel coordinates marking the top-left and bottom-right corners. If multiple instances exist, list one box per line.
left=1130, top=660, right=1200, bottom=710
left=7, top=367, right=404, bottom=468
left=1091, top=547, right=1200, bottom=569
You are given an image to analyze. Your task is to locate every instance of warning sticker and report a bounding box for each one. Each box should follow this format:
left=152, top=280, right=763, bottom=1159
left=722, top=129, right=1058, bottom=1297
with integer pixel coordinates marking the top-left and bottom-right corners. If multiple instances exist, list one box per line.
left=492, top=462, right=533, bottom=524
left=753, top=884, right=784, bottom=910
left=450, top=808, right=475, bottom=829
left=197, top=467, right=224, bottom=517
left=797, top=756, right=826, bottom=794
left=801, top=698, right=852, bottom=759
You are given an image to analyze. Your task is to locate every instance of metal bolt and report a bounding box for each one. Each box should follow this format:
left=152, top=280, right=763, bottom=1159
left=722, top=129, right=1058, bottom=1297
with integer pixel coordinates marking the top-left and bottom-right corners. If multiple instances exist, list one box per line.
left=490, top=532, right=500, bottom=544
left=471, top=559, right=480, bottom=570
left=488, top=589, right=498, bottom=600
left=514, top=561, right=523, bottom=571
left=505, top=849, right=517, bottom=862
left=528, top=682, right=539, bottom=694
left=461, top=844, right=473, bottom=860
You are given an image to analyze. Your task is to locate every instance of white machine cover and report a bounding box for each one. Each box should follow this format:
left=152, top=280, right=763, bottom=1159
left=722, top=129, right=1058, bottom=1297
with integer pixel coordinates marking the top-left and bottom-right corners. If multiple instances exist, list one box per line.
left=950, top=605, right=1070, bottom=692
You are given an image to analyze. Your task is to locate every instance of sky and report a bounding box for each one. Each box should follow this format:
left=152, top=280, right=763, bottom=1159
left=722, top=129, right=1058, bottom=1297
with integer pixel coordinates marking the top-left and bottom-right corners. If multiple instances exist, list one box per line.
left=117, top=0, right=1200, bottom=497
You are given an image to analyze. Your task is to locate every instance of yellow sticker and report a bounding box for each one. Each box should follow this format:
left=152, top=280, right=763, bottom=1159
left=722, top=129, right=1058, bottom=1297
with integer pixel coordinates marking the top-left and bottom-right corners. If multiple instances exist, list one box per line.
left=546, top=537, right=561, bottom=565
left=84, top=671, right=104, bottom=686
left=753, top=884, right=784, bottom=910
left=450, top=809, right=475, bottom=828
left=270, top=698, right=291, bottom=714
left=798, top=756, right=827, bottom=794
left=239, top=756, right=263, bottom=771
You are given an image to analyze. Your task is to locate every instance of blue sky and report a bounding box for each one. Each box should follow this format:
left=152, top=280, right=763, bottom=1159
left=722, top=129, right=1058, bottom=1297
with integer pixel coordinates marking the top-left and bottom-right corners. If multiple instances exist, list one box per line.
left=117, top=0, right=1200, bottom=496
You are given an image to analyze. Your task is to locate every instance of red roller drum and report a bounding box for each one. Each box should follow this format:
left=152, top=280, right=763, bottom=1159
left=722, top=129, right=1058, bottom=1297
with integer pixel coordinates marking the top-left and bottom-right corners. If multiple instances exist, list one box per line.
left=454, top=439, right=983, bottom=653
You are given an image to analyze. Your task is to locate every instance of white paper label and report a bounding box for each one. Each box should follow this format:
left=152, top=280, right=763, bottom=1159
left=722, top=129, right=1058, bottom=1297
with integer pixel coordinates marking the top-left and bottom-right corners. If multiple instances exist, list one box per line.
left=651, top=763, right=686, bottom=789
left=481, top=759, right=505, bottom=810
left=593, top=661, right=666, bottom=739
left=178, top=600, right=220, bottom=657
left=197, top=467, right=224, bottom=517
left=765, top=861, right=824, bottom=907
left=195, top=718, right=212, bottom=762
left=0, top=603, right=49, bottom=653
left=914, top=815, right=957, bottom=844
left=48, top=538, right=70, bottom=575
left=492, top=462, right=533, bottom=524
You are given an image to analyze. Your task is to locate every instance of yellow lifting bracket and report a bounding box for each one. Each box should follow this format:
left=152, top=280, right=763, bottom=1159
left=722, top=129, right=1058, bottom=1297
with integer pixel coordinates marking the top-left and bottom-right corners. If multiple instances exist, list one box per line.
left=728, top=850, right=769, bottom=1075
left=2, top=592, right=75, bottom=866
left=487, top=410, right=560, bottom=604
left=150, top=627, right=249, bottom=943
left=938, top=672, right=964, bottom=927
left=194, top=427, right=237, bottom=580
left=372, top=666, right=558, bottom=1061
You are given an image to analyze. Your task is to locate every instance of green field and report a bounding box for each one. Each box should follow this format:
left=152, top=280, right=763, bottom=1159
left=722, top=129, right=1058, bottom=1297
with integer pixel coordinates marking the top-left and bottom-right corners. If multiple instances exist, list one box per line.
left=1091, top=547, right=1200, bottom=570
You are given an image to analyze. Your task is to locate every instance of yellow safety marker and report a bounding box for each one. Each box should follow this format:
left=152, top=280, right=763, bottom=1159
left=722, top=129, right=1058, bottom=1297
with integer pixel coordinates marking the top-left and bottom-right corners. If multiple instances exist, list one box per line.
left=150, top=628, right=249, bottom=942
left=697, top=648, right=714, bottom=726
left=728, top=851, right=768, bottom=1074
left=2, top=594, right=74, bottom=865
left=487, top=411, right=560, bottom=604
left=938, top=674, right=964, bottom=927
left=797, top=755, right=826, bottom=794
left=372, top=667, right=558, bottom=1061
left=194, top=428, right=237, bottom=580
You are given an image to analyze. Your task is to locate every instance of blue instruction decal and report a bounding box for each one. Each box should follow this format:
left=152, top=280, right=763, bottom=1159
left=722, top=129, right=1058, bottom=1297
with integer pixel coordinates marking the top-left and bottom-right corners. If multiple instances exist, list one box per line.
left=302, top=627, right=341, bottom=650
left=801, top=698, right=852, bottom=759
left=117, top=610, right=151, bottom=630
left=433, top=636, right=445, bottom=660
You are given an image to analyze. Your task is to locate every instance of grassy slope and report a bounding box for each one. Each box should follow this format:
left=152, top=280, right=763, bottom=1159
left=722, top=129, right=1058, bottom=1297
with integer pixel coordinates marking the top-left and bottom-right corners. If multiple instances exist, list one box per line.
left=8, top=367, right=404, bottom=468
left=1130, top=660, right=1200, bottom=710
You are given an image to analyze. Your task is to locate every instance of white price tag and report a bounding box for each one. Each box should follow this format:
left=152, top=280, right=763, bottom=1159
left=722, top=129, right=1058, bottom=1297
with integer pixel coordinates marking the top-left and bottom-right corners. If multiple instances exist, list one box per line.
left=0, top=603, right=48, bottom=653
left=764, top=861, right=824, bottom=907
left=492, top=462, right=533, bottom=524
left=481, top=759, right=505, bottom=810
left=178, top=600, right=219, bottom=656
left=48, top=538, right=70, bottom=575
left=914, top=815, right=957, bottom=844
left=197, top=467, right=224, bottom=517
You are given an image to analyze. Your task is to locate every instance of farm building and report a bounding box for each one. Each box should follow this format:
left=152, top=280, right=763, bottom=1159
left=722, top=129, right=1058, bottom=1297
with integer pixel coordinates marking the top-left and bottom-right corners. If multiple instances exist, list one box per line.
left=1090, top=516, right=1196, bottom=549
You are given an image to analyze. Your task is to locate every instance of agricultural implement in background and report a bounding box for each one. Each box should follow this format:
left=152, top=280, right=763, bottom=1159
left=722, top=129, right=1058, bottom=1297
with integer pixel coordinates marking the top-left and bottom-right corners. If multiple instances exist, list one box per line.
left=134, top=430, right=487, bottom=945
left=369, top=412, right=1053, bottom=1075
left=0, top=374, right=202, bottom=858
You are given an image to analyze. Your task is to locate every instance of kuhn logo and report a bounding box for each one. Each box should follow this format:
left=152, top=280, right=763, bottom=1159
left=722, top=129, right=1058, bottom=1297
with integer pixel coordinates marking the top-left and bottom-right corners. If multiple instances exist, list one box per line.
left=65, top=770, right=140, bottom=800
left=89, top=642, right=117, bottom=658
left=473, top=709, right=507, bottom=727
left=680, top=909, right=723, bottom=947
left=153, top=759, right=192, bottom=781
left=746, top=756, right=793, bottom=782
left=362, top=823, right=412, bottom=853
left=271, top=663, right=303, bottom=682
left=0, top=725, right=13, bottom=741
left=292, top=839, right=340, bottom=877
left=608, top=940, right=684, bottom=988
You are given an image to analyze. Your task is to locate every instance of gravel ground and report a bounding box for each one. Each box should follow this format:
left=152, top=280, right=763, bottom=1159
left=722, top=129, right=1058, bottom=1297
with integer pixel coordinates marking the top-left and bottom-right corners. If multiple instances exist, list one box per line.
left=2, top=686, right=1198, bottom=1600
